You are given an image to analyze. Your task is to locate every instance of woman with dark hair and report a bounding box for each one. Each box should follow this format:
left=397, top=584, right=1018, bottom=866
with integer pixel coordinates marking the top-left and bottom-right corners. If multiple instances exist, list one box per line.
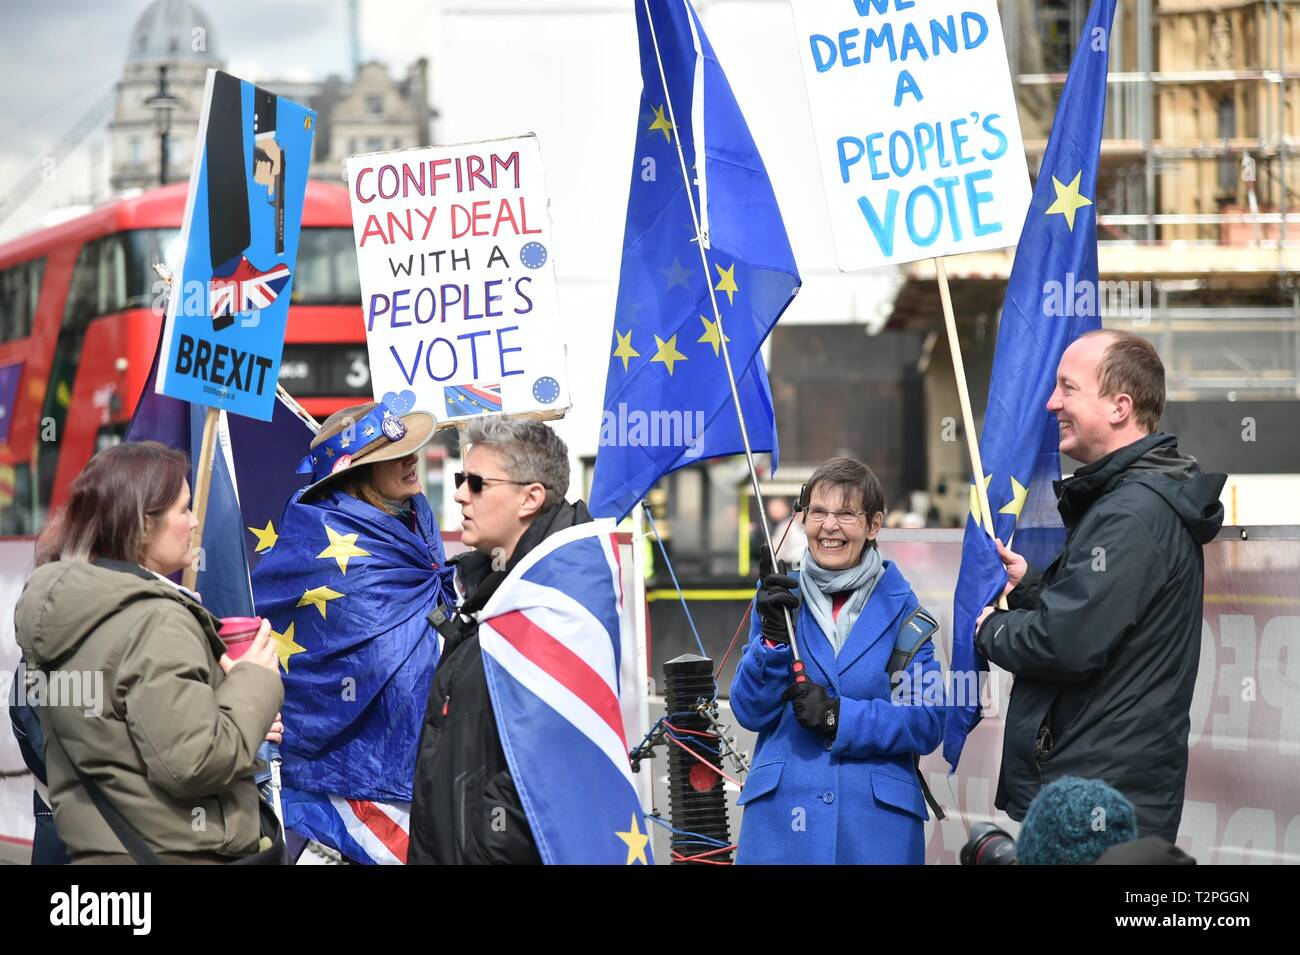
left=14, top=441, right=284, bottom=863
left=251, top=399, right=456, bottom=861
left=730, top=457, right=945, bottom=864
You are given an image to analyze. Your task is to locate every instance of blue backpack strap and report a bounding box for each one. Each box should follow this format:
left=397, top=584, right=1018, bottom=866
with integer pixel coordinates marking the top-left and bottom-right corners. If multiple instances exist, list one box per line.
left=885, top=605, right=946, bottom=821
left=888, top=606, right=939, bottom=679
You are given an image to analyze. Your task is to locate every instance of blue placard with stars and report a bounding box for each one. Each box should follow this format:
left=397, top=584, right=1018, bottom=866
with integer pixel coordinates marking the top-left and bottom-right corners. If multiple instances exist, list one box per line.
left=588, top=0, right=801, bottom=520
left=945, top=0, right=1117, bottom=772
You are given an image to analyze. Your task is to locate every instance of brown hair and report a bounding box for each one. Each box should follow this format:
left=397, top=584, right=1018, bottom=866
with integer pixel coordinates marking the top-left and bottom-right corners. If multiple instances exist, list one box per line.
left=334, top=463, right=402, bottom=516
left=804, top=457, right=886, bottom=550
left=37, top=441, right=189, bottom=567
left=1086, top=330, right=1166, bottom=432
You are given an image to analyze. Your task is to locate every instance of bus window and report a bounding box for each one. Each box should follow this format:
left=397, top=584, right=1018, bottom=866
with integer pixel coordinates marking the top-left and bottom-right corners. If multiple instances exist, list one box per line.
left=36, top=238, right=110, bottom=508
left=63, top=239, right=102, bottom=331
left=292, top=228, right=362, bottom=305
left=124, top=228, right=181, bottom=310
left=96, top=235, right=127, bottom=319
left=0, top=258, right=46, bottom=342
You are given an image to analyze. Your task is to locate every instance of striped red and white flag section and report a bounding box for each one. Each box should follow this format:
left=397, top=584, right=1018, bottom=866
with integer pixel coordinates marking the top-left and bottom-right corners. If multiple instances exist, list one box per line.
left=326, top=796, right=410, bottom=865
left=475, top=520, right=653, bottom=864
left=281, top=786, right=412, bottom=865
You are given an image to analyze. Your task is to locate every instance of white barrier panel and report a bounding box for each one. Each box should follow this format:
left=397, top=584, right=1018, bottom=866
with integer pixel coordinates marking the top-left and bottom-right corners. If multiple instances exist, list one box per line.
left=893, top=531, right=1300, bottom=865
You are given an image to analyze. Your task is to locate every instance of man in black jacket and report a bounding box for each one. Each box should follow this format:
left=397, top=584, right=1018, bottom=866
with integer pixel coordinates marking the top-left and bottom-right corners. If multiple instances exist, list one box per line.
left=408, top=418, right=589, bottom=864
left=976, top=331, right=1226, bottom=842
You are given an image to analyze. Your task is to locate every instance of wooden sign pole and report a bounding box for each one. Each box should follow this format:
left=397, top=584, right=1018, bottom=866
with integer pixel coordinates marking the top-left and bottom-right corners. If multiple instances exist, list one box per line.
left=934, top=256, right=1008, bottom=611
left=182, top=406, right=221, bottom=593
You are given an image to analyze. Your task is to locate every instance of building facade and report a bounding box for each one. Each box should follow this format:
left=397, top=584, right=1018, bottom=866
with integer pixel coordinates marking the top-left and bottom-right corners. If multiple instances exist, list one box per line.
left=109, top=0, right=434, bottom=193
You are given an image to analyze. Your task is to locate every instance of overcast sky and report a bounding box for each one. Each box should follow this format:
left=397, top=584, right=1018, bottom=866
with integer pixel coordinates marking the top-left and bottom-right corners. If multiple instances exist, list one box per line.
left=0, top=0, right=439, bottom=242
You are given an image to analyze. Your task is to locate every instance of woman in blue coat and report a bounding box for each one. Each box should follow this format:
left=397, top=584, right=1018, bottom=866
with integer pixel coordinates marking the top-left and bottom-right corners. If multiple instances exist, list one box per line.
left=731, top=458, right=944, bottom=865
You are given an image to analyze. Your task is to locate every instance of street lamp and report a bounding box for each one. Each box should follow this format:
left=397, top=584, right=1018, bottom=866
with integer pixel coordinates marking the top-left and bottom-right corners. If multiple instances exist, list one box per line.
left=144, top=65, right=181, bottom=186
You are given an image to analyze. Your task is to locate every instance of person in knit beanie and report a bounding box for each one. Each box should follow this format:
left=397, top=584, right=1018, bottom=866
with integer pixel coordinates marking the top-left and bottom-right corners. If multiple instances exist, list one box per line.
left=1016, top=776, right=1139, bottom=865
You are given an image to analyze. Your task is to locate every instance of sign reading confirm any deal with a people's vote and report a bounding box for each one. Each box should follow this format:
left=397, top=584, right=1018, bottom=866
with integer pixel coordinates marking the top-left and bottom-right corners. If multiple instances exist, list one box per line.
left=346, top=134, right=570, bottom=425
left=157, top=69, right=316, bottom=420
left=790, top=0, right=1032, bottom=272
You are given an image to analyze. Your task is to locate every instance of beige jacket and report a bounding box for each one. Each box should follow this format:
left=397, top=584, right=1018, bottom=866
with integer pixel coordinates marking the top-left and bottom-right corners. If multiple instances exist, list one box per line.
left=14, top=559, right=282, bottom=860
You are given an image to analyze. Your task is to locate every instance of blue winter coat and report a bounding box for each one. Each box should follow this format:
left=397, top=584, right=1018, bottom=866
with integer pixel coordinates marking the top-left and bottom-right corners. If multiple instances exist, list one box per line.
left=730, top=559, right=944, bottom=865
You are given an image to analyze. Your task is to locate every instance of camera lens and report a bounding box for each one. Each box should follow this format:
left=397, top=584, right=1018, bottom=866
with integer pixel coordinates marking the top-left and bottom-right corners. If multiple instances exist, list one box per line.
left=960, top=822, right=1019, bottom=865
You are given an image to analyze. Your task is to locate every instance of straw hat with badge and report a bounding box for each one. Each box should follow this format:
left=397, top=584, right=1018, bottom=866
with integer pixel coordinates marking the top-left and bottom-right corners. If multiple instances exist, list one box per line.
left=297, top=390, right=436, bottom=500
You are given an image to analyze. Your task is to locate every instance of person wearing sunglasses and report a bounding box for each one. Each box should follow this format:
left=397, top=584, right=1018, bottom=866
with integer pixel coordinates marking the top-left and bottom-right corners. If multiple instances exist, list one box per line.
left=730, top=456, right=945, bottom=865
left=409, top=417, right=592, bottom=864
left=250, top=398, right=457, bottom=862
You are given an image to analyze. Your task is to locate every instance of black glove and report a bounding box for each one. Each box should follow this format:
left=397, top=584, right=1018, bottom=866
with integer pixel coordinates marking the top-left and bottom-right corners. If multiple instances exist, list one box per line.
left=782, top=680, right=840, bottom=738
left=755, top=545, right=798, bottom=645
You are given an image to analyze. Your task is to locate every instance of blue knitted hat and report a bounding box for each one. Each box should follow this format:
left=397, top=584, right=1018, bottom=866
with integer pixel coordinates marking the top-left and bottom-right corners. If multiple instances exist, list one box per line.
left=1017, top=776, right=1139, bottom=865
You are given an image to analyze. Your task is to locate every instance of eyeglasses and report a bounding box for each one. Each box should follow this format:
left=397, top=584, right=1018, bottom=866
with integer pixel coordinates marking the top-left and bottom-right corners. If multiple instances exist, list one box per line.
left=805, top=506, right=867, bottom=527
left=454, top=471, right=526, bottom=494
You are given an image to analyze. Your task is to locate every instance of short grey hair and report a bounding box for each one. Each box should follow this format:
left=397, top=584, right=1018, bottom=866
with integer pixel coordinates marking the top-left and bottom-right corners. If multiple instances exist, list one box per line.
left=464, top=418, right=570, bottom=507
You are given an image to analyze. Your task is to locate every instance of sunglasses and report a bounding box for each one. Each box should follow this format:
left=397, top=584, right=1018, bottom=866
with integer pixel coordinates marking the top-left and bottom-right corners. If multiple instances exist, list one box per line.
left=454, top=471, right=528, bottom=494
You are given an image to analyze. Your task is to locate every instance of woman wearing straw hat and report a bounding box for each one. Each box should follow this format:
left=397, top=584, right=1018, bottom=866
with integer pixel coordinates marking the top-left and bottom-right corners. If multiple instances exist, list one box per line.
left=251, top=395, right=457, bottom=862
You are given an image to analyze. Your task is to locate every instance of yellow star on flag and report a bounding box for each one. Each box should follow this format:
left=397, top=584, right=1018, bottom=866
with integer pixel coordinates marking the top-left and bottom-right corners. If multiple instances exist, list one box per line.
left=298, top=585, right=344, bottom=619
left=318, top=525, right=370, bottom=574
left=613, top=328, right=639, bottom=371
left=247, top=520, right=278, bottom=553
left=650, top=334, right=687, bottom=375
left=615, top=814, right=650, bottom=865
left=697, top=314, right=731, bottom=357
left=969, top=472, right=994, bottom=522
left=1044, top=171, right=1093, bottom=231
left=648, top=104, right=673, bottom=143
left=713, top=262, right=739, bottom=306
left=999, top=476, right=1030, bottom=518
left=269, top=621, right=307, bottom=673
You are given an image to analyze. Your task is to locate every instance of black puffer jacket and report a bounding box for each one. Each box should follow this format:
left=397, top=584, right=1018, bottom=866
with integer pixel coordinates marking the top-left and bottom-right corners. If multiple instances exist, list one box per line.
left=977, top=433, right=1226, bottom=842
left=408, top=500, right=592, bottom=865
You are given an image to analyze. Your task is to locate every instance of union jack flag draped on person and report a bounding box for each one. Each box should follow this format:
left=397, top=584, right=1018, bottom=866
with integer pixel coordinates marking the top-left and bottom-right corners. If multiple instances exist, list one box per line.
left=478, top=520, right=654, bottom=864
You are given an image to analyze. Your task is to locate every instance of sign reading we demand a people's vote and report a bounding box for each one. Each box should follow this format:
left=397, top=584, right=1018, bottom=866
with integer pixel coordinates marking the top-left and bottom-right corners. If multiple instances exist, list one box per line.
left=346, top=135, right=570, bottom=424
left=791, top=0, right=1032, bottom=271
left=157, top=70, right=316, bottom=420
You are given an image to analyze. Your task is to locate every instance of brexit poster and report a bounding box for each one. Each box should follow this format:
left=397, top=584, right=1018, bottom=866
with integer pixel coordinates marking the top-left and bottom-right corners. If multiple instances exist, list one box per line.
left=156, top=70, right=316, bottom=421
left=345, top=135, right=570, bottom=425
left=790, top=0, right=1032, bottom=272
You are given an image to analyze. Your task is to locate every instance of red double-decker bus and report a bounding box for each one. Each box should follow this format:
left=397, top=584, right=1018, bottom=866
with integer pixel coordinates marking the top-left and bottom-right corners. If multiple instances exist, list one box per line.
left=0, top=181, right=369, bottom=535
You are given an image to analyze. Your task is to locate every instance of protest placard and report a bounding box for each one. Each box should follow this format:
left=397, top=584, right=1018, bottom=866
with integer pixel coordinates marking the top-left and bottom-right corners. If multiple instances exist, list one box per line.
left=156, top=70, right=316, bottom=421
left=345, top=135, right=570, bottom=425
left=790, top=0, right=1032, bottom=272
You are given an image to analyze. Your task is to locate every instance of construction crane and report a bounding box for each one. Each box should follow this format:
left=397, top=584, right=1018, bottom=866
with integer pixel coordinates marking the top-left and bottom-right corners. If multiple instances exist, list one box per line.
left=0, top=92, right=115, bottom=229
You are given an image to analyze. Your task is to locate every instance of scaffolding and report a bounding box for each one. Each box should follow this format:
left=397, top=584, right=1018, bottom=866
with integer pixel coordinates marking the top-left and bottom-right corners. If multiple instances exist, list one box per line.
left=992, top=0, right=1300, bottom=399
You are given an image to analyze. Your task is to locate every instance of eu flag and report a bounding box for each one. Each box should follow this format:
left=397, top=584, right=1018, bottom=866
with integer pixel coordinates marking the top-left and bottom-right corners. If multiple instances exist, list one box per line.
left=945, top=0, right=1118, bottom=770
left=588, top=0, right=800, bottom=519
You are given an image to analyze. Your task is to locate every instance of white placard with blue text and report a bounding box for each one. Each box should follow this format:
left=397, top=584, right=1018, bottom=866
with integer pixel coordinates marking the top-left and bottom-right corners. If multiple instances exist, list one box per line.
left=790, top=0, right=1032, bottom=271
left=346, top=135, right=570, bottom=425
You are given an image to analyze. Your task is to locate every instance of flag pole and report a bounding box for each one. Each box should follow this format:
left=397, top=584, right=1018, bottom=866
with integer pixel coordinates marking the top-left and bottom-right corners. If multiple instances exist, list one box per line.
left=934, top=256, right=1008, bottom=611
left=641, top=0, right=802, bottom=660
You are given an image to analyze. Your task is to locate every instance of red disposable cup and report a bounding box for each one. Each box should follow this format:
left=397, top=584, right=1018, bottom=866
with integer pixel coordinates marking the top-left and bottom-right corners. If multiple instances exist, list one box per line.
left=219, top=616, right=263, bottom=660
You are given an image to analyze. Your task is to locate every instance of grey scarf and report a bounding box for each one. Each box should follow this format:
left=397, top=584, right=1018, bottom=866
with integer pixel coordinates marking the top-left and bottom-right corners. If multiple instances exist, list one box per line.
left=798, top=546, right=885, bottom=656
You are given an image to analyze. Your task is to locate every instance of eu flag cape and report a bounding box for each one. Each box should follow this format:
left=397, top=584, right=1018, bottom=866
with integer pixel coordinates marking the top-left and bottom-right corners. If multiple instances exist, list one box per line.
left=944, top=0, right=1118, bottom=771
left=251, top=489, right=456, bottom=805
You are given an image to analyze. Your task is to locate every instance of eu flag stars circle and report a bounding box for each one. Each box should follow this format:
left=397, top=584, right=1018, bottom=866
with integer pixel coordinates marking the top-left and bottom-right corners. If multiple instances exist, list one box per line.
left=519, top=241, right=548, bottom=269
left=532, top=376, right=560, bottom=404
